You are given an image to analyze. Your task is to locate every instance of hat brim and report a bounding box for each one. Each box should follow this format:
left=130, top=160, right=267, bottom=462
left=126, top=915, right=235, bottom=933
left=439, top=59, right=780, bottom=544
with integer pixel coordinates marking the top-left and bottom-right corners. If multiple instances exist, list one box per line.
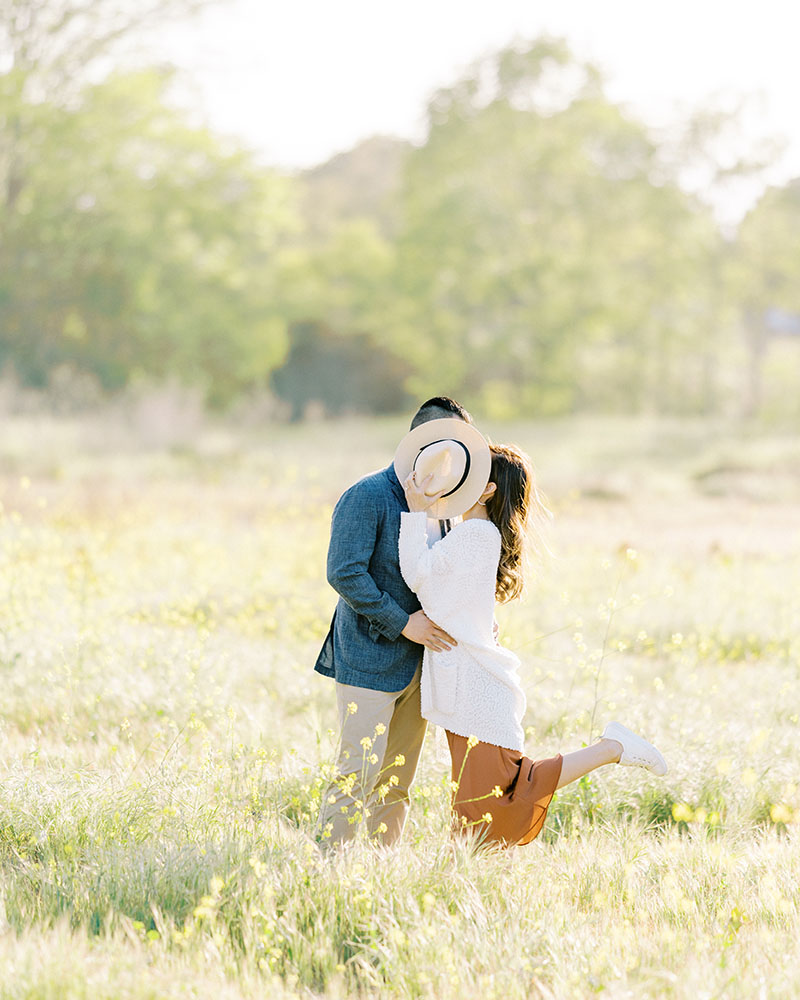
left=393, top=418, right=492, bottom=519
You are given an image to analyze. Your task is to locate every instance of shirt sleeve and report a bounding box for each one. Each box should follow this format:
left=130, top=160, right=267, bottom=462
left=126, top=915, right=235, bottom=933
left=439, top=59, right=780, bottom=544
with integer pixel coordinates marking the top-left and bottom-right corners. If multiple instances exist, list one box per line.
left=326, top=483, right=410, bottom=641
left=398, top=511, right=456, bottom=593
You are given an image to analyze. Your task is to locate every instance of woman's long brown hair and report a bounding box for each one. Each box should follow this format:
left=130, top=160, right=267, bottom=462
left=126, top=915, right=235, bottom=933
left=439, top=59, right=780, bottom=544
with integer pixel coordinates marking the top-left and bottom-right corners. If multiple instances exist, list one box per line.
left=484, top=444, right=549, bottom=603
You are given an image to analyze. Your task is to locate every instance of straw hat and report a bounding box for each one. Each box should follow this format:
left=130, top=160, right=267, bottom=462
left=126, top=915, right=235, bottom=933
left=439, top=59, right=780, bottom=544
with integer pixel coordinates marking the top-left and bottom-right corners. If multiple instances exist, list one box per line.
left=393, top=418, right=492, bottom=519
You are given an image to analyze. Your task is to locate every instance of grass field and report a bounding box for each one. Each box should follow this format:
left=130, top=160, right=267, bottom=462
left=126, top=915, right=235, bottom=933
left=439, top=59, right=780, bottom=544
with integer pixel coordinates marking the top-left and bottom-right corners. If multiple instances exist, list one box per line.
left=1, top=413, right=799, bottom=998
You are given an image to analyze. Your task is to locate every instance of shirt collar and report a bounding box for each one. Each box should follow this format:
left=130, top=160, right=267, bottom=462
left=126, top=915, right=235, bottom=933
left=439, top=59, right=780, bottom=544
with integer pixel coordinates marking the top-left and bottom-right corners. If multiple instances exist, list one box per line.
left=385, top=464, right=408, bottom=507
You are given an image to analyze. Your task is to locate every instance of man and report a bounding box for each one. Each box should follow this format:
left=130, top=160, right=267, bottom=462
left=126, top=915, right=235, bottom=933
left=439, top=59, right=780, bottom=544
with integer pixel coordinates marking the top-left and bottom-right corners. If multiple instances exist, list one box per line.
left=314, top=396, right=471, bottom=847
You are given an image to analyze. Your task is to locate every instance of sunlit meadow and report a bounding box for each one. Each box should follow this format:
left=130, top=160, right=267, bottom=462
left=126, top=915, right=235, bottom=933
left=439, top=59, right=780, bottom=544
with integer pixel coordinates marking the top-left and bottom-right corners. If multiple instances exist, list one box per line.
left=1, top=412, right=799, bottom=999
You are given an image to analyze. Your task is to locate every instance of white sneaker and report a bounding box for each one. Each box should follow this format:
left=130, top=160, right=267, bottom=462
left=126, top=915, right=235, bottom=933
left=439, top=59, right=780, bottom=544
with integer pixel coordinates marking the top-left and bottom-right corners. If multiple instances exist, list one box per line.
left=602, top=722, right=668, bottom=776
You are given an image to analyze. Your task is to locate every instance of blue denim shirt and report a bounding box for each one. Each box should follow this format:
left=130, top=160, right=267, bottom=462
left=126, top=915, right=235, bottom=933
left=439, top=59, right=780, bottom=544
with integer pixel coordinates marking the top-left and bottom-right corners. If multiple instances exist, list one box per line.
left=314, top=464, right=423, bottom=692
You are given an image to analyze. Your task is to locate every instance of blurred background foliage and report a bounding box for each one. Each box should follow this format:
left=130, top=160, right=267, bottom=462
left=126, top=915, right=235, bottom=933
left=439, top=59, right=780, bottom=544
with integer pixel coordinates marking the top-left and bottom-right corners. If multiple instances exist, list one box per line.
left=2, top=2, right=800, bottom=421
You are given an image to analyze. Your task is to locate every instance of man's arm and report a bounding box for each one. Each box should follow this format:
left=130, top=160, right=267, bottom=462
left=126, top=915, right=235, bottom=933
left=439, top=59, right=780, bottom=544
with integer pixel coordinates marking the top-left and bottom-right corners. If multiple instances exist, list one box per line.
left=326, top=483, right=411, bottom=641
left=327, top=483, right=456, bottom=651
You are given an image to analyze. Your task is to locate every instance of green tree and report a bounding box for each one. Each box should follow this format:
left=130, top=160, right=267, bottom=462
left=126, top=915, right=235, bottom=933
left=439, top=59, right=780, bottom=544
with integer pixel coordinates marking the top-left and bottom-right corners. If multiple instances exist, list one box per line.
left=0, top=0, right=217, bottom=92
left=2, top=0, right=300, bottom=405
left=0, top=68, right=297, bottom=402
left=273, top=167, right=409, bottom=417
left=731, top=179, right=800, bottom=417
left=390, top=39, right=723, bottom=417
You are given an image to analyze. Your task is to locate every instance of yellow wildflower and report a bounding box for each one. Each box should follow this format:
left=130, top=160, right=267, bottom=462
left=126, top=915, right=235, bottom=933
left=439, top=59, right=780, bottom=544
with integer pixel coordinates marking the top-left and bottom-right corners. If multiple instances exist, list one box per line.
left=672, top=802, right=693, bottom=823
left=771, top=803, right=793, bottom=824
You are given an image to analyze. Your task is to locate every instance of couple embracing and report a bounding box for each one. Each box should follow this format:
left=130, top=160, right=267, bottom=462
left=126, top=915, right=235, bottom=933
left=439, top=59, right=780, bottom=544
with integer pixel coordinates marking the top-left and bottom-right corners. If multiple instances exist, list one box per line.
left=314, top=397, right=667, bottom=849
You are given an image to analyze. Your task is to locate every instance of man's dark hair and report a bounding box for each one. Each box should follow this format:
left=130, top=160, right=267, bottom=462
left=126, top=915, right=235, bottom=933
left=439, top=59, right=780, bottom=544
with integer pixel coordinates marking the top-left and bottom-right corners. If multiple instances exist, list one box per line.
left=410, top=396, right=473, bottom=429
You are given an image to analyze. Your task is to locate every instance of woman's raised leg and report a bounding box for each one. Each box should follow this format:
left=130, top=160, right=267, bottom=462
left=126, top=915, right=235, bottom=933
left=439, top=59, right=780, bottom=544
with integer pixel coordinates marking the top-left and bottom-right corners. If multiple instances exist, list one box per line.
left=556, top=738, right=622, bottom=789
left=555, top=722, right=668, bottom=789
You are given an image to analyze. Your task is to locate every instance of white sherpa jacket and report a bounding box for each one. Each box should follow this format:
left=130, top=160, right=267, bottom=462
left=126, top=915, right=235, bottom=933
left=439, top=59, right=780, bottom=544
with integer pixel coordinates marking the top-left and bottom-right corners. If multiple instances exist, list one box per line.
left=398, top=511, right=526, bottom=752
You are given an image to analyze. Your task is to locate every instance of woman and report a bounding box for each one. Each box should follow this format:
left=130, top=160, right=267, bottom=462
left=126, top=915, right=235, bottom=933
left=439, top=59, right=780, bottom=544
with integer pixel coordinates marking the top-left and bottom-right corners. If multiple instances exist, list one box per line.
left=398, top=443, right=667, bottom=847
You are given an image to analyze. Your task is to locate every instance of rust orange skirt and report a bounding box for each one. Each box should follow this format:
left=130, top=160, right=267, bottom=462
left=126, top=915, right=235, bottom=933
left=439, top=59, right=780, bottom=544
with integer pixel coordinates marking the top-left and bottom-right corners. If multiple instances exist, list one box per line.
left=446, top=731, right=563, bottom=847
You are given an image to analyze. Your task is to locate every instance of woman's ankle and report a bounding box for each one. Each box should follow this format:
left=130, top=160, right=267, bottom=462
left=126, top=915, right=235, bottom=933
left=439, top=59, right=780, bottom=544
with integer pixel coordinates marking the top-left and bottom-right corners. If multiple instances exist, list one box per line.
left=597, top=737, right=623, bottom=764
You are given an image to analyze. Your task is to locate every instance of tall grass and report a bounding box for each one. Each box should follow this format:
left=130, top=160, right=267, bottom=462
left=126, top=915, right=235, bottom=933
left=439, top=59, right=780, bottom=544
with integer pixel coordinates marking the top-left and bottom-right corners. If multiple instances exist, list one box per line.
left=1, top=415, right=799, bottom=998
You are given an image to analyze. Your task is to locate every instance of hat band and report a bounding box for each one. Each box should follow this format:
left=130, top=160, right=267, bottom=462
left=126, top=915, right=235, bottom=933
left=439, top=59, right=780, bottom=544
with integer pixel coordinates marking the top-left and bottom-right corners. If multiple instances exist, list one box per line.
left=413, top=439, right=472, bottom=499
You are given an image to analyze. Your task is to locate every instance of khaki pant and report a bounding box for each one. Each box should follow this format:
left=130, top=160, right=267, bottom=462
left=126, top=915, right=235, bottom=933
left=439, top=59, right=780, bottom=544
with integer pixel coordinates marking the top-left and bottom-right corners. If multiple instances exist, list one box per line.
left=317, top=665, right=426, bottom=847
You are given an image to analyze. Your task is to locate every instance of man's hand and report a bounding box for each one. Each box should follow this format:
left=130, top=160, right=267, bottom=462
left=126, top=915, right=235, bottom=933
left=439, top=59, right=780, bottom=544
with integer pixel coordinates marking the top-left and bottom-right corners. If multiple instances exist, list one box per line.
left=402, top=610, right=457, bottom=652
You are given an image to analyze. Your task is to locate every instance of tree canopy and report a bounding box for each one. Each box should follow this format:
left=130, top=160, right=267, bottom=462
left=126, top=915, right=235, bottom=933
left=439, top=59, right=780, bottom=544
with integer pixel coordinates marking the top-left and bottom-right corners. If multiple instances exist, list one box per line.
left=1, top=28, right=797, bottom=418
